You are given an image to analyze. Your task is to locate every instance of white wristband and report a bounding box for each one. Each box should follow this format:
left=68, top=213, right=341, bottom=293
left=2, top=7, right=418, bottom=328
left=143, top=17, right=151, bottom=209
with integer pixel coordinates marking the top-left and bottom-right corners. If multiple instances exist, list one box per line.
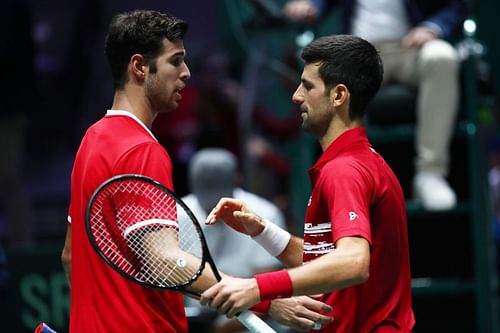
left=252, top=220, right=291, bottom=257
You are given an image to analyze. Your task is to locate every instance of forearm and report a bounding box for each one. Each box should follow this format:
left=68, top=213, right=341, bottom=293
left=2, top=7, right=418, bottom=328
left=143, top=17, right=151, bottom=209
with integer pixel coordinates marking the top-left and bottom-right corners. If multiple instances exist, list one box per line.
left=188, top=261, right=221, bottom=295
left=142, top=230, right=220, bottom=293
left=276, top=235, right=303, bottom=267
left=289, top=241, right=369, bottom=296
left=256, top=237, right=370, bottom=300
left=251, top=220, right=303, bottom=267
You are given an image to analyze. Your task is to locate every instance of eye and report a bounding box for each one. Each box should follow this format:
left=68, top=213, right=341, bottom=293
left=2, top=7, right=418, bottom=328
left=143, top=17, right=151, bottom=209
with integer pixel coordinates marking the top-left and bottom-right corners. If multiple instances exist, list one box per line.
left=303, top=82, right=313, bottom=91
left=170, top=56, right=184, bottom=67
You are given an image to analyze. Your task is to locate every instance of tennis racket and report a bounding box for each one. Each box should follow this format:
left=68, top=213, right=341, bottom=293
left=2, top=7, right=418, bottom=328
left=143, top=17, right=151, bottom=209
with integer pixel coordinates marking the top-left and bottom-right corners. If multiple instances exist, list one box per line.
left=34, top=323, right=58, bottom=333
left=85, top=174, right=276, bottom=333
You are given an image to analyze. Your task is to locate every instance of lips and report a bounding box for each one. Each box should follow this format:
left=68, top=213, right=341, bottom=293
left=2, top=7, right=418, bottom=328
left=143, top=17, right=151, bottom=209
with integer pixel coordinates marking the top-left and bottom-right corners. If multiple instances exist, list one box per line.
left=174, top=85, right=185, bottom=100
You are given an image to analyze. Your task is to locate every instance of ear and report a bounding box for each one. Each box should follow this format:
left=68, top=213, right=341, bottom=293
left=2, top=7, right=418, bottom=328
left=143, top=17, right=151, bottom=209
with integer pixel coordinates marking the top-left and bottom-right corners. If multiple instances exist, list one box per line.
left=330, top=84, right=349, bottom=107
left=130, top=54, right=146, bottom=81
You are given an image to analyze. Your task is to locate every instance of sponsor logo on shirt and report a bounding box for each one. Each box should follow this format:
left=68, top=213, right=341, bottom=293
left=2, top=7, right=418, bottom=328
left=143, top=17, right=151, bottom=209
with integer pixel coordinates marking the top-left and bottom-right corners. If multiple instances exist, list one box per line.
left=303, top=241, right=335, bottom=254
left=349, top=211, right=359, bottom=221
left=304, top=222, right=334, bottom=256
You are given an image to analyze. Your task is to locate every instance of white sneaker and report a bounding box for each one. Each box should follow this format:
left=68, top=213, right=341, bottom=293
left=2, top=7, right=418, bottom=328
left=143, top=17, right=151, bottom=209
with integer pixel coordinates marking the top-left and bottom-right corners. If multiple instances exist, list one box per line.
left=413, top=172, right=457, bottom=211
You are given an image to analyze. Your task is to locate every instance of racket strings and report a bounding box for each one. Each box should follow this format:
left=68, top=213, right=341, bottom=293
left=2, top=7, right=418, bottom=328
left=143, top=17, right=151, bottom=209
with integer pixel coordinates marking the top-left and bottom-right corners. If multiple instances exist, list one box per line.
left=89, top=179, right=204, bottom=288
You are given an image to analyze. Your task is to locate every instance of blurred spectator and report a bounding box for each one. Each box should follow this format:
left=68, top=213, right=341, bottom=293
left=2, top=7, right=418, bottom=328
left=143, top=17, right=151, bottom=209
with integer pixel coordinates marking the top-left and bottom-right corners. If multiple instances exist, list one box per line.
left=180, top=148, right=287, bottom=333
left=0, top=0, right=36, bottom=246
left=283, top=0, right=465, bottom=211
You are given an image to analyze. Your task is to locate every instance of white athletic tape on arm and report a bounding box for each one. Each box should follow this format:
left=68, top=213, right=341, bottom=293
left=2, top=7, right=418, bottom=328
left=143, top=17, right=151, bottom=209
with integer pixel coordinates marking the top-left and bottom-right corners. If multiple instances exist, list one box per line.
left=252, top=219, right=291, bottom=257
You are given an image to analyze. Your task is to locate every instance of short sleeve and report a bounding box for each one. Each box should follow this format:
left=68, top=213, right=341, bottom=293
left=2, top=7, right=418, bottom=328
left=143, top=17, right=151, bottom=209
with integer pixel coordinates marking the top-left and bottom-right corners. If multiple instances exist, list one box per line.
left=112, top=142, right=177, bottom=233
left=319, top=160, right=373, bottom=245
left=114, top=142, right=174, bottom=190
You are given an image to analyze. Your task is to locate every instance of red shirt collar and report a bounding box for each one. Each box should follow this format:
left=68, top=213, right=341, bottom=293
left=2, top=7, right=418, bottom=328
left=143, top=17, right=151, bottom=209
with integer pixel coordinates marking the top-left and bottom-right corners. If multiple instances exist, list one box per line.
left=309, top=127, right=370, bottom=183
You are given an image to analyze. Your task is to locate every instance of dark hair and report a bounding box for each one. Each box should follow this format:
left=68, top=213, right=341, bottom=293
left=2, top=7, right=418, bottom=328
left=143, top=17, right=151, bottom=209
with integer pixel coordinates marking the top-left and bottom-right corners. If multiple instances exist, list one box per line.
left=301, top=35, right=383, bottom=119
left=105, top=10, right=188, bottom=90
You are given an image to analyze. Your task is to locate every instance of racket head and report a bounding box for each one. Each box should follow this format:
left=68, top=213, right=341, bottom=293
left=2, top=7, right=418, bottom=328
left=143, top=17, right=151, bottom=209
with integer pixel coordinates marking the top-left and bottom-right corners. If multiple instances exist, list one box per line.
left=85, top=174, right=214, bottom=291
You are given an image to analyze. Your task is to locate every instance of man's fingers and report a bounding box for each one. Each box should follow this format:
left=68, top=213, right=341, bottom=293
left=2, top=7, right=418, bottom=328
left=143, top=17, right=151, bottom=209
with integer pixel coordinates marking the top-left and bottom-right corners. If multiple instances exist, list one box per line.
left=226, top=305, right=240, bottom=318
left=200, top=283, right=221, bottom=305
left=289, top=317, right=319, bottom=332
left=299, top=310, right=334, bottom=326
left=299, top=296, right=333, bottom=312
left=295, top=297, right=334, bottom=328
left=313, top=314, right=334, bottom=326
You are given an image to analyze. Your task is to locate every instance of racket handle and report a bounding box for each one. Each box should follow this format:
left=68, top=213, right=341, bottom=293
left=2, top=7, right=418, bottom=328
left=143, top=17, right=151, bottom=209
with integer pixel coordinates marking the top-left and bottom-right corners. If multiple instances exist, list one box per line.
left=237, top=311, right=277, bottom=333
left=34, top=322, right=58, bottom=333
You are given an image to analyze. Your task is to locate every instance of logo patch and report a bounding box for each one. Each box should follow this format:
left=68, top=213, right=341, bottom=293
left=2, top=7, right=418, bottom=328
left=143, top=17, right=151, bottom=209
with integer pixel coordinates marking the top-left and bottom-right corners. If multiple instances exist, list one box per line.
left=349, top=211, right=359, bottom=221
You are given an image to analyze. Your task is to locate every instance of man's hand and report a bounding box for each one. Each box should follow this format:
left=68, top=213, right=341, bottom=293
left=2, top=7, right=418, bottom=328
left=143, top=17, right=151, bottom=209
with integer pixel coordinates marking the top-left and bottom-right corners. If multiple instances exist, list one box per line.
left=402, top=26, right=438, bottom=48
left=205, top=198, right=265, bottom=237
left=269, top=296, right=334, bottom=331
left=200, top=276, right=260, bottom=318
left=283, top=0, right=319, bottom=23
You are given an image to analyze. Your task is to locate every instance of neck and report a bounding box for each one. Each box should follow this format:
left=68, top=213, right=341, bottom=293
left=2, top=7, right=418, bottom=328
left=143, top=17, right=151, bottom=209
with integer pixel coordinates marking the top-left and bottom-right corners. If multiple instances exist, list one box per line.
left=319, top=116, right=362, bottom=151
left=110, top=87, right=155, bottom=129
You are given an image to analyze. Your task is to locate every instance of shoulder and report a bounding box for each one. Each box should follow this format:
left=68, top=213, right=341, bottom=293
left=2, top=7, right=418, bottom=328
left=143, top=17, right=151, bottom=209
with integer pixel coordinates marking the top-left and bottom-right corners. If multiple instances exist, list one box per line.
left=318, top=154, right=379, bottom=194
left=321, top=154, right=373, bottom=179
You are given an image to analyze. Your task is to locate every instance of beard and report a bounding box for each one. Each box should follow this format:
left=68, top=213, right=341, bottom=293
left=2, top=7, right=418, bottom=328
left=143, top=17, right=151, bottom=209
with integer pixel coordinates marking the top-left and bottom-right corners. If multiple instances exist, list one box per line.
left=145, top=77, right=177, bottom=113
left=300, top=109, right=313, bottom=132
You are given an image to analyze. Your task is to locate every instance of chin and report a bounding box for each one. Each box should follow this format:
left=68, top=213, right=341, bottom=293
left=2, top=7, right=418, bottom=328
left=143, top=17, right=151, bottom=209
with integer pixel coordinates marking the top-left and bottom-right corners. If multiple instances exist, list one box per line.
left=164, top=100, right=178, bottom=111
left=301, top=121, right=310, bottom=131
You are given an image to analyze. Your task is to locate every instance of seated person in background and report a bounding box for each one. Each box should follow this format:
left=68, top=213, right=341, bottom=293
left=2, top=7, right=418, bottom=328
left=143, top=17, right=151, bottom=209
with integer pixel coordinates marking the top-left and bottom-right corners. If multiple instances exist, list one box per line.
left=284, top=0, right=466, bottom=211
left=181, top=148, right=288, bottom=333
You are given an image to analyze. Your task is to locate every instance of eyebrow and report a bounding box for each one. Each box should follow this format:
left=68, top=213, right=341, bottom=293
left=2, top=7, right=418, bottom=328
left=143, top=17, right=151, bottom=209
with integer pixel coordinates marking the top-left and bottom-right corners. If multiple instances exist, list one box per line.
left=301, top=77, right=312, bottom=85
left=171, top=50, right=186, bottom=57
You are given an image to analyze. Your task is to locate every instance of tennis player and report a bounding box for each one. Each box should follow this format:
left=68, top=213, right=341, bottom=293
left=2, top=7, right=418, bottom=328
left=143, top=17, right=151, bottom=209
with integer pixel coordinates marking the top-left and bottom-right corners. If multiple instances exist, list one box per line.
left=61, top=10, right=194, bottom=332
left=201, top=35, right=416, bottom=332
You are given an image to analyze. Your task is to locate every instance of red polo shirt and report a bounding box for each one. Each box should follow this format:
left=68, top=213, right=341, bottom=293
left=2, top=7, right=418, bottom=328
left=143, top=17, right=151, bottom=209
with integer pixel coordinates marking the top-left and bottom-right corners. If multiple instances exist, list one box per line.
left=67, top=110, right=188, bottom=333
left=304, top=128, right=415, bottom=332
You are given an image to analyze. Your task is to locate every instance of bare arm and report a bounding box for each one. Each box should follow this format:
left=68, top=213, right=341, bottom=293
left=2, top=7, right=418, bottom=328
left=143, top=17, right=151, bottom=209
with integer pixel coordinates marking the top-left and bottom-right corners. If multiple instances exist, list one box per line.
left=206, top=198, right=305, bottom=267
left=61, top=225, right=72, bottom=286
left=140, top=228, right=220, bottom=294
left=200, top=236, right=370, bottom=317
left=288, top=237, right=370, bottom=295
left=277, top=235, right=304, bottom=267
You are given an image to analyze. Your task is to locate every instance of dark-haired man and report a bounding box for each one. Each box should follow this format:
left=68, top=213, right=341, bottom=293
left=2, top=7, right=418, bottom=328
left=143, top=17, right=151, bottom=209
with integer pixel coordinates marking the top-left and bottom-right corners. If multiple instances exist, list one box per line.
left=201, top=35, right=415, bottom=333
left=62, top=10, right=192, bottom=332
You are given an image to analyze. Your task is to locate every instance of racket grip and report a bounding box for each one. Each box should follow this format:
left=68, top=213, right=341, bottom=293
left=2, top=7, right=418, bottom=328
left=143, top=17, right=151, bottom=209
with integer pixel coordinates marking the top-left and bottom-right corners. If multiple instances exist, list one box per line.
left=34, top=322, right=58, bottom=333
left=237, top=311, right=277, bottom=333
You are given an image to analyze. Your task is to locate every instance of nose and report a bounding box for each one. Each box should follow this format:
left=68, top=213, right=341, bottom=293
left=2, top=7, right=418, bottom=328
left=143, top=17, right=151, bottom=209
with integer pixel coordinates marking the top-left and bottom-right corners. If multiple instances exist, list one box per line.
left=181, top=63, right=191, bottom=81
left=292, top=87, right=303, bottom=105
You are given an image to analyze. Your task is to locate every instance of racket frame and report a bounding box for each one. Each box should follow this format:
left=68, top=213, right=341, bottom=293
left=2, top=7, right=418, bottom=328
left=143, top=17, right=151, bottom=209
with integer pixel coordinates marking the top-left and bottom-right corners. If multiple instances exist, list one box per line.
left=85, top=174, right=277, bottom=333
left=85, top=173, right=222, bottom=293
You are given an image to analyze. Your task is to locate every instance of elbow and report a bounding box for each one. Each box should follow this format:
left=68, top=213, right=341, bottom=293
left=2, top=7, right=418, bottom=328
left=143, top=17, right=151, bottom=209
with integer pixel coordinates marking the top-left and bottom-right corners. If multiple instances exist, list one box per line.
left=356, top=268, right=369, bottom=284
left=61, top=248, right=71, bottom=269
left=352, top=253, right=370, bottom=285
